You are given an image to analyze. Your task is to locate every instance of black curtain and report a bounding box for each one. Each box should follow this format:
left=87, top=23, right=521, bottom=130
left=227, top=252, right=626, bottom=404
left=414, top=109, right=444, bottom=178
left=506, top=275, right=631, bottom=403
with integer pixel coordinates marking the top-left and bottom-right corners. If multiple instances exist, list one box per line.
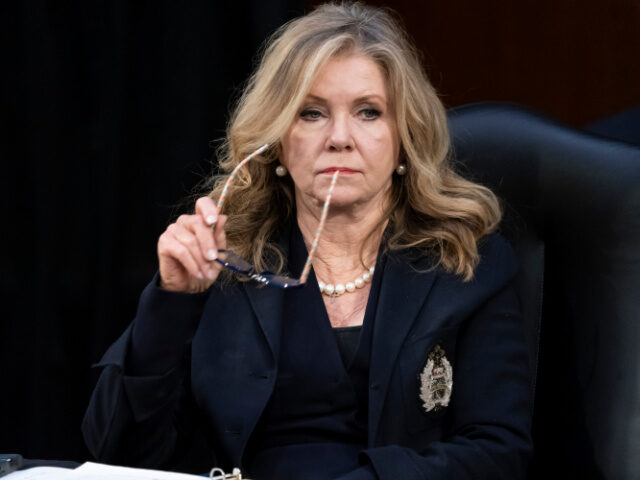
left=1, top=0, right=303, bottom=461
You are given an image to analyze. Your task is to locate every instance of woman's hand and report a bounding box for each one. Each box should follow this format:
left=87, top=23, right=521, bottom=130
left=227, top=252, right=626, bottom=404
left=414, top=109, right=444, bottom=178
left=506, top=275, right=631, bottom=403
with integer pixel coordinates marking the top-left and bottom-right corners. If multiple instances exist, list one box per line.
left=157, top=196, right=228, bottom=293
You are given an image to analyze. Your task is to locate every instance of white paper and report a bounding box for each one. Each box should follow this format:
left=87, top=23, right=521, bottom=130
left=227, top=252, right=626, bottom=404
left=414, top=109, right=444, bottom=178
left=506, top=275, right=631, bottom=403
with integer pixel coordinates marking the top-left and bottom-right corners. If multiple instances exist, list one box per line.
left=73, top=462, right=204, bottom=479
left=3, top=467, right=75, bottom=479
left=4, top=462, right=205, bottom=480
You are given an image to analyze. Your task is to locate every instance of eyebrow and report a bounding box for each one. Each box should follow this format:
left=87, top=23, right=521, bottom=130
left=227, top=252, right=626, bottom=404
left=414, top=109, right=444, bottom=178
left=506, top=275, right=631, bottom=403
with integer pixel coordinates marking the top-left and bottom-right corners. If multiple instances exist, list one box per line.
left=304, top=93, right=387, bottom=105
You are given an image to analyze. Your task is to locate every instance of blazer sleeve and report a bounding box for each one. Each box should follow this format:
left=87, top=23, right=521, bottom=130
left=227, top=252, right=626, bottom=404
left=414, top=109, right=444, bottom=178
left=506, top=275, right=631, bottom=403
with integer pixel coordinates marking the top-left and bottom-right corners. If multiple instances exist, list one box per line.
left=363, top=238, right=533, bottom=480
left=81, top=274, right=216, bottom=473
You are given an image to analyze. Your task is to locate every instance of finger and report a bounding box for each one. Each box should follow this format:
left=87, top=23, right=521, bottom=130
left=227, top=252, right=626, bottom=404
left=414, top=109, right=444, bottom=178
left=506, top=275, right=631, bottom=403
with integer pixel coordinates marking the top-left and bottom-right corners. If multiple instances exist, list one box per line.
left=213, top=214, right=228, bottom=251
left=175, top=213, right=219, bottom=265
left=191, top=213, right=219, bottom=262
left=167, top=223, right=210, bottom=279
left=175, top=214, right=201, bottom=231
left=195, top=196, right=220, bottom=226
left=158, top=230, right=205, bottom=281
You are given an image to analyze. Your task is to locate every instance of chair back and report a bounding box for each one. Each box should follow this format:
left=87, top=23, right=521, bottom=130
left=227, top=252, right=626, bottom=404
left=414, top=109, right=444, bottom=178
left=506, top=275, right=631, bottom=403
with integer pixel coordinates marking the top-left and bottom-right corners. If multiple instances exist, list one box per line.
left=449, top=103, right=640, bottom=479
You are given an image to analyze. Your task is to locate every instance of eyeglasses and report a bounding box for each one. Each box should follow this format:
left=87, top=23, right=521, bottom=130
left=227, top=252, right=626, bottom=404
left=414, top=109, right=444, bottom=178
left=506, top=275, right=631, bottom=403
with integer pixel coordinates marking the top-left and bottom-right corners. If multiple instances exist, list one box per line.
left=212, top=144, right=339, bottom=288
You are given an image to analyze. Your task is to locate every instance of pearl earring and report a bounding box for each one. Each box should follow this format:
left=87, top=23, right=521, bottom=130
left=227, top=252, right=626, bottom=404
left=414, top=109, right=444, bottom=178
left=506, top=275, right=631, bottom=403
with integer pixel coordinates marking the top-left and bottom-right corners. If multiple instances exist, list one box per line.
left=395, top=164, right=407, bottom=176
left=275, top=165, right=287, bottom=177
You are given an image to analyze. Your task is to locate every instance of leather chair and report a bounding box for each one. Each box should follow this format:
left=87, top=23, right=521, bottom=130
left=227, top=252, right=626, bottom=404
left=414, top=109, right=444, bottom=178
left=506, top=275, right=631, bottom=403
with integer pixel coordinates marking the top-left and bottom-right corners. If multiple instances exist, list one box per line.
left=586, top=105, right=640, bottom=146
left=448, top=103, right=640, bottom=479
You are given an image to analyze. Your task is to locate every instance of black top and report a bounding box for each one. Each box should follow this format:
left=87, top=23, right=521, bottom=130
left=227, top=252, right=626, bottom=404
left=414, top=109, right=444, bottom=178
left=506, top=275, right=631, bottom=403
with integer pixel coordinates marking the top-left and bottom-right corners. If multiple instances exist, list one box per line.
left=334, top=326, right=362, bottom=368
left=245, top=224, right=385, bottom=480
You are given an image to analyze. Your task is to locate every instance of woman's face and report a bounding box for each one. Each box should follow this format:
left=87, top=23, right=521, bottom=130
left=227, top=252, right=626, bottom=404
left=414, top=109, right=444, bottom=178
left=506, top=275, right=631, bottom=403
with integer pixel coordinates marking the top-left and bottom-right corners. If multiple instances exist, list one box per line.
left=281, top=54, right=400, bottom=210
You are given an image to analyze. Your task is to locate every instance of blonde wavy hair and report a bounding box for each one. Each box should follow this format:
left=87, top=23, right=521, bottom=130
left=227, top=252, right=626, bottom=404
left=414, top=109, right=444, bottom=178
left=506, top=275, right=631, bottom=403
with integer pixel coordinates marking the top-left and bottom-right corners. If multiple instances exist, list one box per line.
left=208, top=2, right=501, bottom=281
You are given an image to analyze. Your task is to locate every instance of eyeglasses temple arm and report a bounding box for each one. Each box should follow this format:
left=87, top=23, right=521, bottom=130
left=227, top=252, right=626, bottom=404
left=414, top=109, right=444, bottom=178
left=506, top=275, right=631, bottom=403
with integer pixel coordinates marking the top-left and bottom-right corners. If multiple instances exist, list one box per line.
left=299, top=170, right=339, bottom=284
left=216, top=144, right=269, bottom=211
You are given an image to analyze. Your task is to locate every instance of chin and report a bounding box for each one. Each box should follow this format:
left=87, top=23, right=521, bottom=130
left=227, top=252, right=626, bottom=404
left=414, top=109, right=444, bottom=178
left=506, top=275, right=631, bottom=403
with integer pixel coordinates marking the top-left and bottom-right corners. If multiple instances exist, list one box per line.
left=322, top=191, right=366, bottom=209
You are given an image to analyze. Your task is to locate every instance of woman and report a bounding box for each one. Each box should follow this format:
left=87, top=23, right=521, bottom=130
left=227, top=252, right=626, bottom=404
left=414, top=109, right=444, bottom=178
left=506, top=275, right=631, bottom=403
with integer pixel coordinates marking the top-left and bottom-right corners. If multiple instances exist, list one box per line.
left=83, top=3, right=532, bottom=479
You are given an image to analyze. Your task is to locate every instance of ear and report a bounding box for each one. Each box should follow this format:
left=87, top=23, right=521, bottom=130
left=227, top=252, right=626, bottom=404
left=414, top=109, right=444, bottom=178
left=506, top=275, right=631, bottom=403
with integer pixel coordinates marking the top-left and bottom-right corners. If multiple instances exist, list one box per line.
left=273, top=142, right=286, bottom=167
left=396, top=145, right=407, bottom=169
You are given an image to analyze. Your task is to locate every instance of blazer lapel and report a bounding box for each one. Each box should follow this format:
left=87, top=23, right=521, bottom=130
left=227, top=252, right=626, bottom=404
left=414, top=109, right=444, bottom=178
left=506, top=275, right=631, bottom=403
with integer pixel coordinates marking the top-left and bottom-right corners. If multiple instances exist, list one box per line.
left=244, top=283, right=285, bottom=362
left=241, top=222, right=292, bottom=363
left=368, top=251, right=438, bottom=444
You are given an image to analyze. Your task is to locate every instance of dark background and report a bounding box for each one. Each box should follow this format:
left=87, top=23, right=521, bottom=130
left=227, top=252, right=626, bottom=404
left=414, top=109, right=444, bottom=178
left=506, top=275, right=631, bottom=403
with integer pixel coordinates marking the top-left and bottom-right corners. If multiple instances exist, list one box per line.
left=2, top=0, right=639, bottom=468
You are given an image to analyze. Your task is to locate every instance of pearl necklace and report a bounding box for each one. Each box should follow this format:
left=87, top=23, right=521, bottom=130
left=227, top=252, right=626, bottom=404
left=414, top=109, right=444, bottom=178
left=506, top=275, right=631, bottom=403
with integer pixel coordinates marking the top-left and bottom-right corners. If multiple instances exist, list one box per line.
left=317, top=266, right=375, bottom=297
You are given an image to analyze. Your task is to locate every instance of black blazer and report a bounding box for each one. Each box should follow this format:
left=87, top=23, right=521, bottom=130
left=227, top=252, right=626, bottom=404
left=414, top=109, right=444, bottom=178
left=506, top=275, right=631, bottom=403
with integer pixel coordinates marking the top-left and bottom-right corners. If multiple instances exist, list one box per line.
left=82, top=233, right=533, bottom=480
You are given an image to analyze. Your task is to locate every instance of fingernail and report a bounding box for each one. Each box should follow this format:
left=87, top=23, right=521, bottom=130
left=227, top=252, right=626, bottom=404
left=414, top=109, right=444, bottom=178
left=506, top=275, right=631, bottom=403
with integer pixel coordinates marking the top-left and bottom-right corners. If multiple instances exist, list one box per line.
left=196, top=271, right=204, bottom=280
left=207, top=268, right=217, bottom=280
left=206, top=215, right=217, bottom=225
left=207, top=249, right=217, bottom=261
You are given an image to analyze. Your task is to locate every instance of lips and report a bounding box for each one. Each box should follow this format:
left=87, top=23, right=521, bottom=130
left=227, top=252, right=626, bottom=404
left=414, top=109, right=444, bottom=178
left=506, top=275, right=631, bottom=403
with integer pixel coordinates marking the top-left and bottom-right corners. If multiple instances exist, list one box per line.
left=321, top=167, right=358, bottom=174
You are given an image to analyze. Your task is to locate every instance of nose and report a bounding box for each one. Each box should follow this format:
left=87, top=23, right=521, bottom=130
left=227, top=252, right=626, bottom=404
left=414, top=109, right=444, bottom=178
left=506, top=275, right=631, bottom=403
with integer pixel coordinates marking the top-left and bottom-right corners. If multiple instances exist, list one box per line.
left=326, top=114, right=354, bottom=152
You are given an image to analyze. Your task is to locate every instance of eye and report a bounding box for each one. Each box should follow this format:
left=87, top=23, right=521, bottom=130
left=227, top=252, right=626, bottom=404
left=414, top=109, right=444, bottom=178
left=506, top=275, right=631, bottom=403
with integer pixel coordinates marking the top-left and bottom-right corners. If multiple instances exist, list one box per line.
left=300, top=109, right=323, bottom=121
left=359, top=108, right=381, bottom=120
